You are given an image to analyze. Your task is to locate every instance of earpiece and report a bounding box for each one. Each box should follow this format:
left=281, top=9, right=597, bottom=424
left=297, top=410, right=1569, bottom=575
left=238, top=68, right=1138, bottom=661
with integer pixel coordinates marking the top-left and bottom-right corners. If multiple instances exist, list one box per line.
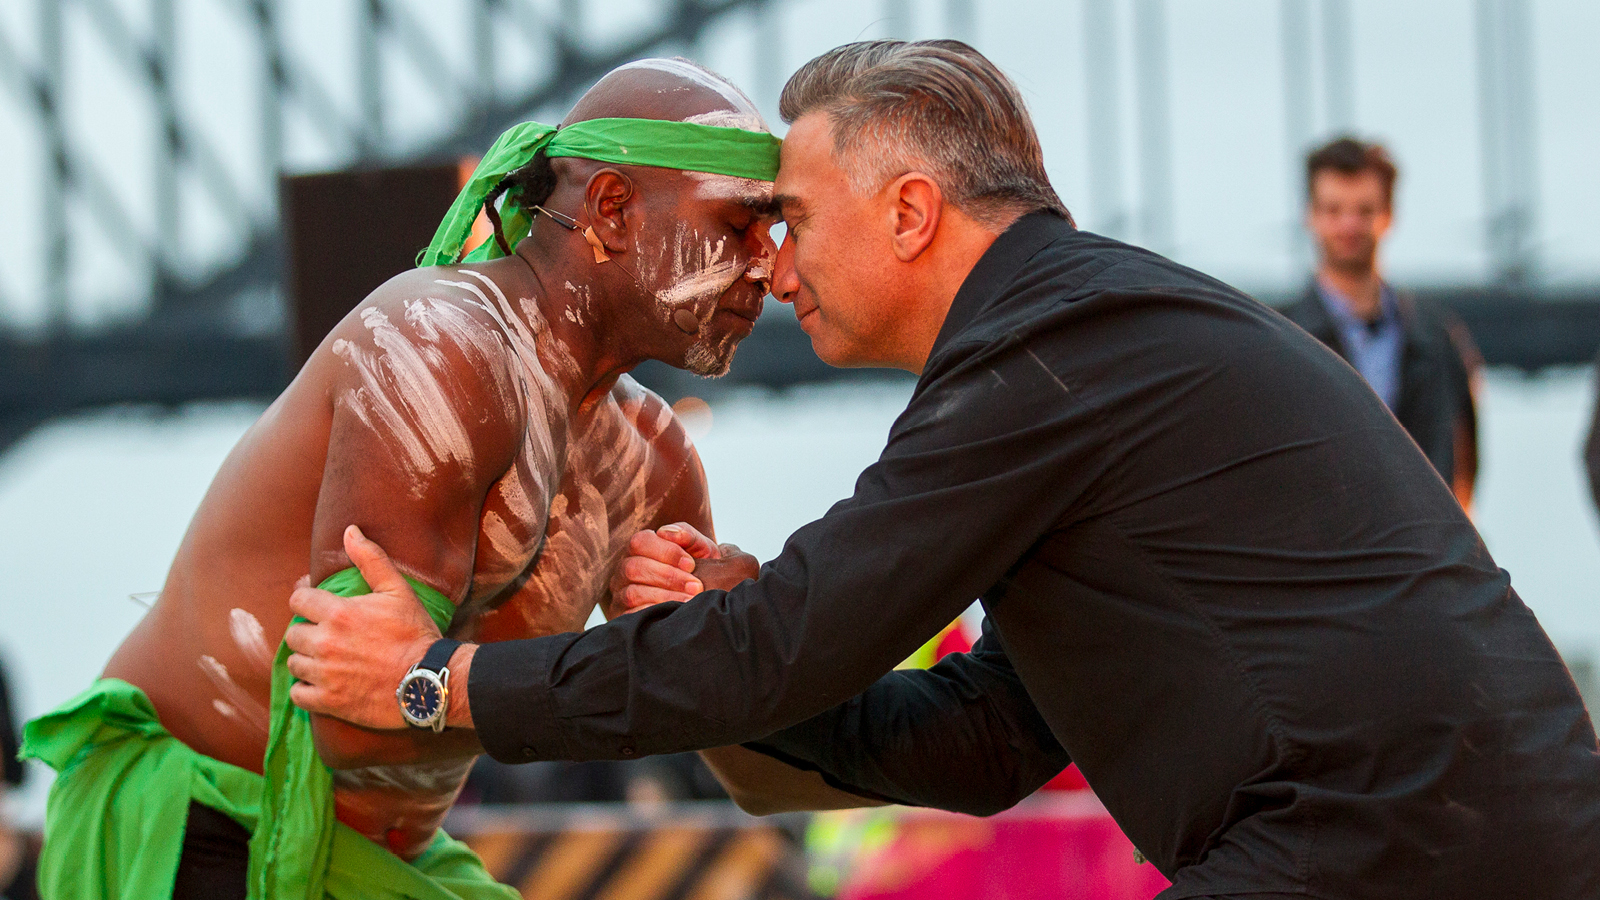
left=582, top=226, right=611, bottom=264
left=532, top=204, right=614, bottom=265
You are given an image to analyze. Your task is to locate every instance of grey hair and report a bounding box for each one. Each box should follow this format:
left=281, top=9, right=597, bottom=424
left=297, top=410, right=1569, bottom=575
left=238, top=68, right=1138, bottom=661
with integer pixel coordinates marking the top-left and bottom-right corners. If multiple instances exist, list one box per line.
left=779, top=40, right=1071, bottom=229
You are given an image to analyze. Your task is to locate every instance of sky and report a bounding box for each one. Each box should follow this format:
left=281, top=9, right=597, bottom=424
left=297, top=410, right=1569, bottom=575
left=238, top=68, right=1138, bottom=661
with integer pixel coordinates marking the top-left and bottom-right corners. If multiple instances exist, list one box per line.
left=0, top=0, right=1597, bottom=332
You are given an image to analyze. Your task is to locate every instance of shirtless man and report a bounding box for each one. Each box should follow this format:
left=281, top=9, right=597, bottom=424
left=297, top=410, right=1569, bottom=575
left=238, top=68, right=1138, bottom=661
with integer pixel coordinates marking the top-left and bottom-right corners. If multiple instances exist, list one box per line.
left=24, top=58, right=779, bottom=898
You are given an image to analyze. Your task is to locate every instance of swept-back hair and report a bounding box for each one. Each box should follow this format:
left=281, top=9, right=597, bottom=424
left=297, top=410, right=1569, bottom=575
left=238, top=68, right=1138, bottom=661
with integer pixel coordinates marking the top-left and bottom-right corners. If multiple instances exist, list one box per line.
left=1306, top=136, right=1399, bottom=208
left=779, top=40, right=1071, bottom=228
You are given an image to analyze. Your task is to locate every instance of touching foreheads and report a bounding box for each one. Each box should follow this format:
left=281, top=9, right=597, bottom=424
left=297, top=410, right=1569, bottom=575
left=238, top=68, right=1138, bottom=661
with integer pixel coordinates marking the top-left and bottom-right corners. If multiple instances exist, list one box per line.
left=480, top=58, right=767, bottom=256
left=779, top=40, right=1070, bottom=229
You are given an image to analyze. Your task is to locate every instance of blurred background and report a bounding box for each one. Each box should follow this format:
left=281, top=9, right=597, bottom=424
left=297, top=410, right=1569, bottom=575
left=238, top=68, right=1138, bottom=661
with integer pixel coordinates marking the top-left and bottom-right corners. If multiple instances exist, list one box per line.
left=1, top=0, right=1598, bottom=898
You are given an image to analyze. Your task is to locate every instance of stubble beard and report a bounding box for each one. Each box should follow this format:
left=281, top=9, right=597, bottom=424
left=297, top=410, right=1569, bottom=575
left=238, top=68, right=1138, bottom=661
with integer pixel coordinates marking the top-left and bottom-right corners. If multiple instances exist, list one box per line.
left=683, top=325, right=740, bottom=377
left=1323, top=239, right=1378, bottom=279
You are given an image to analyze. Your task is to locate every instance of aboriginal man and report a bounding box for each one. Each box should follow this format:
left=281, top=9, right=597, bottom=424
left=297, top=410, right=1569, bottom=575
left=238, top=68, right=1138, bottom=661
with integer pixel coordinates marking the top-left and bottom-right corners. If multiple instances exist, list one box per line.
left=284, top=40, right=1600, bottom=900
left=20, top=58, right=780, bottom=900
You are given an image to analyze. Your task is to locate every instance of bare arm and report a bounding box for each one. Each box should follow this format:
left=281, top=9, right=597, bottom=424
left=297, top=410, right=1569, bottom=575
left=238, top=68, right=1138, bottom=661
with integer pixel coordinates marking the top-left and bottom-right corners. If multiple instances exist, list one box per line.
left=294, top=289, right=526, bottom=770
left=699, top=745, right=888, bottom=815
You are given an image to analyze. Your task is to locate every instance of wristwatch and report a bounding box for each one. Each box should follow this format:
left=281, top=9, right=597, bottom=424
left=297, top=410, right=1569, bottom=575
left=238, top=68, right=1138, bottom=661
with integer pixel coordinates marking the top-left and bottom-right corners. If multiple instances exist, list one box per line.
left=396, top=638, right=461, bottom=732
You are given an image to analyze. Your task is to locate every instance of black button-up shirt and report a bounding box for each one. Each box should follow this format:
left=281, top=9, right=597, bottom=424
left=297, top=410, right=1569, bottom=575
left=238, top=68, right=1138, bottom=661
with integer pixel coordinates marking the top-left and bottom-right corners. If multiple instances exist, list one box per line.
left=471, top=212, right=1600, bottom=899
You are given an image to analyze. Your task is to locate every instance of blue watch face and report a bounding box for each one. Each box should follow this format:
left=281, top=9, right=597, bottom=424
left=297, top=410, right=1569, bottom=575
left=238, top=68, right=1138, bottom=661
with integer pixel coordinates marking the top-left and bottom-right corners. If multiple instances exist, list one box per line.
left=402, top=676, right=441, bottom=721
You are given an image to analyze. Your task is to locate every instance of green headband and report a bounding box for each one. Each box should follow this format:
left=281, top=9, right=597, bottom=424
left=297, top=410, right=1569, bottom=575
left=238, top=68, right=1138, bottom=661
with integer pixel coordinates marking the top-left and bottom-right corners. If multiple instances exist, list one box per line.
left=419, top=117, right=783, bottom=267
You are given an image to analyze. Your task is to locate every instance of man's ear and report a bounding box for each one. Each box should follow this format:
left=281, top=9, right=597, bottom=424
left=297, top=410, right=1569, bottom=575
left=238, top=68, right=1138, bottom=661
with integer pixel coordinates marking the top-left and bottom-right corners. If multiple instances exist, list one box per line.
left=887, top=173, right=942, bottom=263
left=584, top=168, right=635, bottom=255
left=1374, top=206, right=1394, bottom=237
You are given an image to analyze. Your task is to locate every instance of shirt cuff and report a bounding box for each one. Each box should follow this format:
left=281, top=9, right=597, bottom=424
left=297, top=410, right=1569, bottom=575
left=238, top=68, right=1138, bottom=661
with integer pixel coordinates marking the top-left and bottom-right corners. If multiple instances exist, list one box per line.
left=467, top=636, right=572, bottom=764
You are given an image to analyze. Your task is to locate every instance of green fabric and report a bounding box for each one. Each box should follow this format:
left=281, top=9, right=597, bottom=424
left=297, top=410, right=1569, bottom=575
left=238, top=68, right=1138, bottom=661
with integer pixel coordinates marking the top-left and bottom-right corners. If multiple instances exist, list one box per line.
left=20, top=678, right=516, bottom=900
left=250, top=567, right=489, bottom=899
left=418, top=116, right=783, bottom=267
left=22, top=679, right=262, bottom=899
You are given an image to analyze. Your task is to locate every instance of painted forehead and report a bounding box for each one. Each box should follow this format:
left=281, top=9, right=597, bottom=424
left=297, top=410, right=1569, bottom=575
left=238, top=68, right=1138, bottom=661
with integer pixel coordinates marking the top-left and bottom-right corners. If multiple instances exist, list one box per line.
left=683, top=108, right=767, bottom=131
left=678, top=110, right=777, bottom=214
left=682, top=171, right=777, bottom=219
left=613, top=58, right=758, bottom=118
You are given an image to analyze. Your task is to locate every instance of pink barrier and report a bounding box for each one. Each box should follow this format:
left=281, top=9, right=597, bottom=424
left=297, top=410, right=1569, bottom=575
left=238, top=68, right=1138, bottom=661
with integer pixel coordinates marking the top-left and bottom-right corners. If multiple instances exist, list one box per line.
left=837, top=792, right=1170, bottom=900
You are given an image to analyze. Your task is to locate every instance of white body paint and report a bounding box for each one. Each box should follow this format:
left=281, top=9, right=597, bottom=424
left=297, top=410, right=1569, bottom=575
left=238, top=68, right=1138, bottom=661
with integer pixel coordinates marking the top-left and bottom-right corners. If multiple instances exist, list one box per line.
left=325, top=266, right=693, bottom=695
left=593, top=106, right=773, bottom=339
left=332, top=758, right=475, bottom=796
left=228, top=608, right=273, bottom=669
left=561, top=282, right=592, bottom=325
left=319, top=272, right=689, bottom=801
left=655, top=251, right=741, bottom=308
left=509, top=377, right=683, bottom=626
left=197, top=654, right=268, bottom=735
left=331, top=307, right=482, bottom=496
left=682, top=109, right=767, bottom=132
left=617, top=58, right=758, bottom=113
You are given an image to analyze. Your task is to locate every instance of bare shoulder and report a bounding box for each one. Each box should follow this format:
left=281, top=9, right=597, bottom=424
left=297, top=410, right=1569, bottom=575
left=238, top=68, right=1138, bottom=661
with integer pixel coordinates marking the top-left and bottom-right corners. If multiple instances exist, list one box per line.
left=336, top=264, right=531, bottom=384
left=307, top=265, right=538, bottom=488
left=368, top=265, right=522, bottom=344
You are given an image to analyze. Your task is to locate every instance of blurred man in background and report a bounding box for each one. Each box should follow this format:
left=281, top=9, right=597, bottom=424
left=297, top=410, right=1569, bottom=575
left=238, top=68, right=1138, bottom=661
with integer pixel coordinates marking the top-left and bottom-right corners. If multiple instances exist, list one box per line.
left=1282, top=137, right=1482, bottom=509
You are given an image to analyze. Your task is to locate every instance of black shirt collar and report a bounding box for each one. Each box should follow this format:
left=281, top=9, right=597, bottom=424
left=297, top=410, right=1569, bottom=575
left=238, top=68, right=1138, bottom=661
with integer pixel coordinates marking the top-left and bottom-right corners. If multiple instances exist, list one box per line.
left=931, top=211, right=1075, bottom=358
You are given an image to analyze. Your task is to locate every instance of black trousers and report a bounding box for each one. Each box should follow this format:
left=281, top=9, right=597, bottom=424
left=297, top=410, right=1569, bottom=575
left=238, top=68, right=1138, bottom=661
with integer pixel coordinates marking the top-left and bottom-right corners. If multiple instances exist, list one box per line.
left=172, top=802, right=248, bottom=900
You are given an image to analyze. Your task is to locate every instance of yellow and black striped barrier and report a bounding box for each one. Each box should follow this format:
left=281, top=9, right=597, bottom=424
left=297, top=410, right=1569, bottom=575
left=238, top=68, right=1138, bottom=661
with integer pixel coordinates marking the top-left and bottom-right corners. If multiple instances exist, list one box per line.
left=446, top=803, right=815, bottom=900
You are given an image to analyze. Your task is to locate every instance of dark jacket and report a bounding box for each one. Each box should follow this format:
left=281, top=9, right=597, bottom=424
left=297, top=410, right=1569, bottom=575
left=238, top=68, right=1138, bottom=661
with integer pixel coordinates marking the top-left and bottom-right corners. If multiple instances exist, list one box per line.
left=1281, top=284, right=1481, bottom=505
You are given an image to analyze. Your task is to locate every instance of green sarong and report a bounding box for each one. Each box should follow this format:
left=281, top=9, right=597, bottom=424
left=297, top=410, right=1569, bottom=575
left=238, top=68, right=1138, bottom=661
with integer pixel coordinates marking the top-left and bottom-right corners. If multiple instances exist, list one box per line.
left=21, top=570, right=516, bottom=900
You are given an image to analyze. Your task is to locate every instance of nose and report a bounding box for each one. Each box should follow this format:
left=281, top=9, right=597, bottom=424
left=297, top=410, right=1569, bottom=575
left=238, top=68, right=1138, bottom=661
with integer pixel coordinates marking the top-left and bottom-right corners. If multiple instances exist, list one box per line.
left=744, top=224, right=779, bottom=289
left=772, top=232, right=799, bottom=305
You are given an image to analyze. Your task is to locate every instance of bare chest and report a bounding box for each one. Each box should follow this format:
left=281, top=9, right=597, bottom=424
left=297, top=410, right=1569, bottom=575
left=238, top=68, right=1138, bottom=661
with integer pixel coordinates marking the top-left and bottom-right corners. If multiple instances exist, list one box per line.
left=466, top=397, right=681, bottom=641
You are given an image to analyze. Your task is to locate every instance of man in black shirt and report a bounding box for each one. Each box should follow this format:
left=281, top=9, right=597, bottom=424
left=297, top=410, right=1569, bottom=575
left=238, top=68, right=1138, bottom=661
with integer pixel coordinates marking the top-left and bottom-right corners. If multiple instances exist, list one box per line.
left=284, top=41, right=1600, bottom=899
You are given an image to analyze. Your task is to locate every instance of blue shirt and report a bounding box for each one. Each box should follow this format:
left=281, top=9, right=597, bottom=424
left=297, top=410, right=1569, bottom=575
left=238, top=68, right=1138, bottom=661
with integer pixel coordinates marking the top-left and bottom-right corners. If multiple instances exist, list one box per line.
left=1316, top=280, right=1403, bottom=409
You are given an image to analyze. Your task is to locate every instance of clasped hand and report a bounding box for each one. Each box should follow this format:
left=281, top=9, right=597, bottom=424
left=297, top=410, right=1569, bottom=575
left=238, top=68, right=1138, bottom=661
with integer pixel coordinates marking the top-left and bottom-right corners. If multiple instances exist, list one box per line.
left=608, top=522, right=760, bottom=611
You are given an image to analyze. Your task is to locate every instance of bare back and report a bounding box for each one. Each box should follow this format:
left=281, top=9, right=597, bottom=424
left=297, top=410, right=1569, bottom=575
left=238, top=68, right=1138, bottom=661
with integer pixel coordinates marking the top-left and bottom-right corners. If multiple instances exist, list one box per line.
left=103, top=254, right=712, bottom=856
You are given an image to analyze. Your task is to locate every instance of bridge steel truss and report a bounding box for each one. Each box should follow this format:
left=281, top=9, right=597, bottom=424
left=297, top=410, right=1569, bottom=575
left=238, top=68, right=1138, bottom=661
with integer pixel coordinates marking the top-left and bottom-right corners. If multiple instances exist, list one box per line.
left=0, top=0, right=1595, bottom=457
left=0, top=0, right=774, bottom=452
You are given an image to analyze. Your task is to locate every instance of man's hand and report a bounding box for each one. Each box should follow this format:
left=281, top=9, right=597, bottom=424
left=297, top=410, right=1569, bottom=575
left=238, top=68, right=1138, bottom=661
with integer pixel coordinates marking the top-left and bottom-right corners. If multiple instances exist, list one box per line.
left=285, top=525, right=448, bottom=730
left=610, top=522, right=761, bottom=612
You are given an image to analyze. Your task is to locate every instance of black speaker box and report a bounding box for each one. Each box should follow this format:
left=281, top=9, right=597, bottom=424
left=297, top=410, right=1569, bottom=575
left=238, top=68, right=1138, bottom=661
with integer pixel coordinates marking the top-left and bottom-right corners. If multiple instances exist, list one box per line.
left=280, top=164, right=462, bottom=367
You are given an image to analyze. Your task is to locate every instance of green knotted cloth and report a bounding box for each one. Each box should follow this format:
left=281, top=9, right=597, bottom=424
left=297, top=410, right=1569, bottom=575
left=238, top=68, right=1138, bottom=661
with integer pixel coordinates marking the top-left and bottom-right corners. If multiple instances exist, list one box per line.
left=248, top=567, right=512, bottom=900
left=418, top=116, right=783, bottom=267
left=21, top=568, right=516, bottom=900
